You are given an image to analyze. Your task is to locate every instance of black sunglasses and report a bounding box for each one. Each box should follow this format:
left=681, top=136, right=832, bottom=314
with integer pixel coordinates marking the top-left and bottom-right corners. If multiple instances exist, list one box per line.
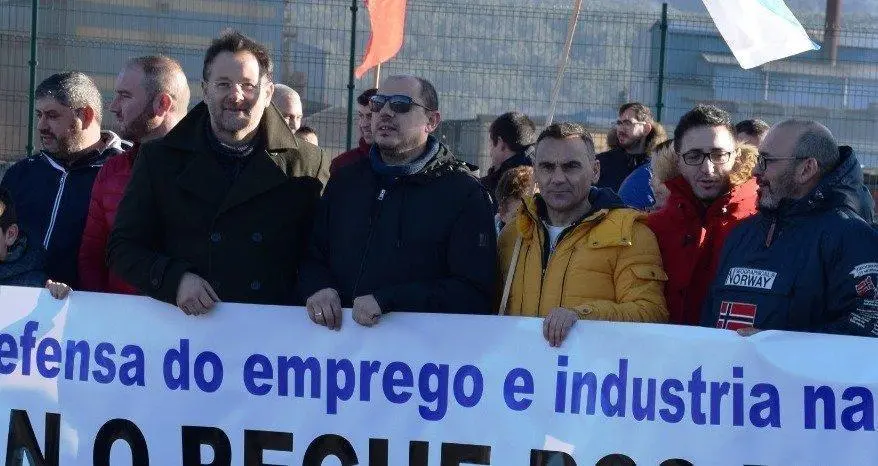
left=369, top=94, right=435, bottom=113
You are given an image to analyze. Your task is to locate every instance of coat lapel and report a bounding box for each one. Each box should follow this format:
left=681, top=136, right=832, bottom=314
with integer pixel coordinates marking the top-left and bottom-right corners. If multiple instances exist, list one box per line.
left=217, top=150, right=288, bottom=214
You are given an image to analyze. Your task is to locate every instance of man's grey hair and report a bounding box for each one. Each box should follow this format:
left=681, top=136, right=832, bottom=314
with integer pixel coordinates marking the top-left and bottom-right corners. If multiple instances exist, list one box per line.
left=125, top=55, right=191, bottom=115
left=778, top=119, right=839, bottom=176
left=35, top=71, right=104, bottom=123
left=273, top=83, right=300, bottom=101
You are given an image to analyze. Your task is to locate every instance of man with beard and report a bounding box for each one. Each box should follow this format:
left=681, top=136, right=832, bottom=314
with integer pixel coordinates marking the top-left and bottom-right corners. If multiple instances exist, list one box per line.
left=298, top=75, right=496, bottom=329
left=0, top=72, right=129, bottom=287
left=108, top=31, right=328, bottom=313
left=78, top=55, right=190, bottom=294
left=595, top=102, right=667, bottom=191
left=330, top=88, right=377, bottom=175
left=702, top=120, right=878, bottom=337
left=647, top=105, right=758, bottom=325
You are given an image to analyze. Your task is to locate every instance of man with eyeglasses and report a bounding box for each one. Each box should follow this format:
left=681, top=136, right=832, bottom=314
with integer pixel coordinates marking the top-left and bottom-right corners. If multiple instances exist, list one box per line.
left=594, top=102, right=667, bottom=192
left=330, top=88, right=377, bottom=175
left=701, top=119, right=878, bottom=337
left=298, top=75, right=496, bottom=329
left=108, top=30, right=329, bottom=314
left=647, top=104, right=758, bottom=326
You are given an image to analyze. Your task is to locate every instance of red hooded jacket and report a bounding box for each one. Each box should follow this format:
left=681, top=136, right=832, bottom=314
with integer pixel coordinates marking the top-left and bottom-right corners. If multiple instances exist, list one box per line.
left=647, top=176, right=758, bottom=325
left=78, top=145, right=139, bottom=295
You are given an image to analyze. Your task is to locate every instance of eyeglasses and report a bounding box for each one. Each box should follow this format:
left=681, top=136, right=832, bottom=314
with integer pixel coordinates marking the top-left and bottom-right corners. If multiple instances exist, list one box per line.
left=369, top=94, right=435, bottom=114
left=614, top=119, right=645, bottom=130
left=756, top=153, right=809, bottom=171
left=680, top=149, right=736, bottom=166
left=205, top=80, right=261, bottom=97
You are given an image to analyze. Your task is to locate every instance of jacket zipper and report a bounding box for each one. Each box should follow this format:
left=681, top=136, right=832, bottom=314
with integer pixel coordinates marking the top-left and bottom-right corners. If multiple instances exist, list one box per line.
left=351, top=187, right=387, bottom=297
left=42, top=154, right=69, bottom=250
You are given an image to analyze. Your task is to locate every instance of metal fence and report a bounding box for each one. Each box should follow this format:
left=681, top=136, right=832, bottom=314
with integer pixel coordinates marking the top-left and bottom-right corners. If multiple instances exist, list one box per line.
left=3, top=0, right=878, bottom=190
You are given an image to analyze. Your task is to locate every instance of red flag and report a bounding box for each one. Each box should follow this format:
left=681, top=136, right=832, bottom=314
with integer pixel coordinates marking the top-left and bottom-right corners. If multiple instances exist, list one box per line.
left=355, top=0, right=407, bottom=79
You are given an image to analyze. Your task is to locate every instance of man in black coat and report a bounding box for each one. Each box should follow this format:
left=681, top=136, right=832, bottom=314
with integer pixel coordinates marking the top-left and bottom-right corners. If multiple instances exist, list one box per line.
left=108, top=31, right=328, bottom=313
left=594, top=102, right=666, bottom=192
left=298, top=75, right=497, bottom=328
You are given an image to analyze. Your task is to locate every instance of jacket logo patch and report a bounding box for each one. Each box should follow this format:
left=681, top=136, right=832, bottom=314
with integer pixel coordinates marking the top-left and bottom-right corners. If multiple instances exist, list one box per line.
left=851, top=263, right=878, bottom=278
left=716, top=301, right=757, bottom=331
left=724, top=267, right=777, bottom=290
left=856, top=276, right=877, bottom=299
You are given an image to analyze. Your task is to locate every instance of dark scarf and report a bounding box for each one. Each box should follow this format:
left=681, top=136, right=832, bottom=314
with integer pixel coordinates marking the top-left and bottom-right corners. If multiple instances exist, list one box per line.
left=369, top=135, right=441, bottom=181
left=204, top=123, right=263, bottom=185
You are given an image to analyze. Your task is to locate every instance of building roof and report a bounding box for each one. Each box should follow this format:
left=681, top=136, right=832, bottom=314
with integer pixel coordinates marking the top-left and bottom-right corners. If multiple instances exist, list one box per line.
left=700, top=52, right=878, bottom=81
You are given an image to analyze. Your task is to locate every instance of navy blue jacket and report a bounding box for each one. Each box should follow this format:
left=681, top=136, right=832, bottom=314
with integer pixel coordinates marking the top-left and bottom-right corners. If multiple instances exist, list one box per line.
left=0, top=131, right=128, bottom=286
left=0, top=234, right=47, bottom=287
left=702, top=148, right=878, bottom=337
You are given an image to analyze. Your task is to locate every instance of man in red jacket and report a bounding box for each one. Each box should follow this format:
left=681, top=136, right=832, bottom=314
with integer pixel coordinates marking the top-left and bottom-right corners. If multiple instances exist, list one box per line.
left=647, top=104, right=758, bottom=325
left=78, top=55, right=190, bottom=294
left=329, top=88, right=377, bottom=175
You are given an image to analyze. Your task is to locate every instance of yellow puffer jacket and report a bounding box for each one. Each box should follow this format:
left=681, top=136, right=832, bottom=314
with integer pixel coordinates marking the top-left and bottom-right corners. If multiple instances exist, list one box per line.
left=498, top=195, right=668, bottom=322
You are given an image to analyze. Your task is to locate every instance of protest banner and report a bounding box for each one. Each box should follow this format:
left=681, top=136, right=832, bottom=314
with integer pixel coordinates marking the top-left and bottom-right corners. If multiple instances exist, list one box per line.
left=0, top=285, right=876, bottom=465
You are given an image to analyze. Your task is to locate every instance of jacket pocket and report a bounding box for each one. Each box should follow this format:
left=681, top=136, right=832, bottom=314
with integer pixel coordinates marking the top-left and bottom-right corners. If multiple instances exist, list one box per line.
left=630, top=264, right=668, bottom=282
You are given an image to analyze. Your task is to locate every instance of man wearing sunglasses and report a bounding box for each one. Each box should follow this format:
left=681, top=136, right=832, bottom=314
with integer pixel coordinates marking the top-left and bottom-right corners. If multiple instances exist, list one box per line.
left=298, top=75, right=496, bottom=329
left=594, top=102, right=667, bottom=192
left=702, top=120, right=878, bottom=337
left=647, top=104, right=758, bottom=326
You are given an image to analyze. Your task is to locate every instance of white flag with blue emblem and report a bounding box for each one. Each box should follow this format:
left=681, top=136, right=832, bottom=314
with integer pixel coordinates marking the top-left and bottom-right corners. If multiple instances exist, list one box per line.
left=702, top=0, right=820, bottom=69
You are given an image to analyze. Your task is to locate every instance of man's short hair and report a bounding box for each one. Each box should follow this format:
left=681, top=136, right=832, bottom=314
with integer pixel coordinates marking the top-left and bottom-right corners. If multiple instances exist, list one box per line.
left=735, top=119, right=770, bottom=138
left=35, top=71, right=103, bottom=123
left=0, top=188, right=17, bottom=232
left=672, top=104, right=735, bottom=153
left=356, top=88, right=378, bottom=107
left=415, top=77, right=438, bottom=111
left=296, top=125, right=317, bottom=138
left=126, top=55, right=190, bottom=113
left=203, top=30, right=273, bottom=81
left=536, top=122, right=596, bottom=158
left=777, top=120, right=839, bottom=176
left=490, top=112, right=537, bottom=153
left=619, top=102, right=654, bottom=123
left=495, top=165, right=535, bottom=206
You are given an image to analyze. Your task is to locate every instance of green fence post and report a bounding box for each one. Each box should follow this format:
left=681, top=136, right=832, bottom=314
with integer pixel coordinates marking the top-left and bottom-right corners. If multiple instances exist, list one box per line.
left=26, top=0, right=39, bottom=156
left=345, top=0, right=359, bottom=151
left=656, top=2, right=668, bottom=123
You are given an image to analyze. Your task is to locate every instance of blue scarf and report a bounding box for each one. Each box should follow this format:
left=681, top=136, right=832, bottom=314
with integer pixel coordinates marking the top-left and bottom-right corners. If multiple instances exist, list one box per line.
left=369, top=135, right=440, bottom=179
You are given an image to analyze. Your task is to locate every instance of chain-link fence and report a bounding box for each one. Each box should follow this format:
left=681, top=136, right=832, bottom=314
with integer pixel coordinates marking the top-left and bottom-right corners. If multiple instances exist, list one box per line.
left=3, top=1, right=878, bottom=193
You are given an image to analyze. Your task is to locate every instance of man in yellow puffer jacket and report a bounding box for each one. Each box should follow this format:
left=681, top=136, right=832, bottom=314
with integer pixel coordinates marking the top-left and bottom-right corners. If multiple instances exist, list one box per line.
left=498, top=122, right=668, bottom=347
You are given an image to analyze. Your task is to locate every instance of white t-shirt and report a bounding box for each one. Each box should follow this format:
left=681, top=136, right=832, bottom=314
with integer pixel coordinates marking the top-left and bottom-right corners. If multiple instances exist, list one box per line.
left=544, top=223, right=570, bottom=254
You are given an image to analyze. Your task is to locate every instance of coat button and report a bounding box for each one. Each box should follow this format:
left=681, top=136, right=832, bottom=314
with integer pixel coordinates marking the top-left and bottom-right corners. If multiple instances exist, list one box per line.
left=252, top=232, right=263, bottom=243
left=210, top=232, right=222, bottom=243
left=250, top=280, right=261, bottom=291
left=151, top=279, right=159, bottom=287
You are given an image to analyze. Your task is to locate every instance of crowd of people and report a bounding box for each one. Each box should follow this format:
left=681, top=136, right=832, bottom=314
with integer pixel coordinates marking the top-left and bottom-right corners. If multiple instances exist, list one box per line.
left=2, top=29, right=877, bottom=344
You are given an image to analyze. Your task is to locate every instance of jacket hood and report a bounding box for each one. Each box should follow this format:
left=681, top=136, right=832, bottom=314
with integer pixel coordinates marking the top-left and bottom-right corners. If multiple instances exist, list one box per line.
left=772, top=145, right=875, bottom=222
left=518, top=187, right=632, bottom=241
left=39, top=130, right=130, bottom=170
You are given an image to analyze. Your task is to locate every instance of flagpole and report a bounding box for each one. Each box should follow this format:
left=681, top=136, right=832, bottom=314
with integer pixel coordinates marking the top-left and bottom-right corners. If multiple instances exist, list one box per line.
left=374, top=62, right=382, bottom=89
left=345, top=0, right=359, bottom=151
left=545, top=0, right=583, bottom=127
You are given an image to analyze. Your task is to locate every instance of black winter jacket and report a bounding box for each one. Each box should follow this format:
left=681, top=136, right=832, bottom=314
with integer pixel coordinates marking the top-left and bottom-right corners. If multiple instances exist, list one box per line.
left=297, top=140, right=497, bottom=314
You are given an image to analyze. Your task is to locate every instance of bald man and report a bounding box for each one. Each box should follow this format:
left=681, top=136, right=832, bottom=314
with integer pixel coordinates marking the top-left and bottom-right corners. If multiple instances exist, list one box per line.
left=702, top=119, right=878, bottom=338
left=272, top=83, right=303, bottom=131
